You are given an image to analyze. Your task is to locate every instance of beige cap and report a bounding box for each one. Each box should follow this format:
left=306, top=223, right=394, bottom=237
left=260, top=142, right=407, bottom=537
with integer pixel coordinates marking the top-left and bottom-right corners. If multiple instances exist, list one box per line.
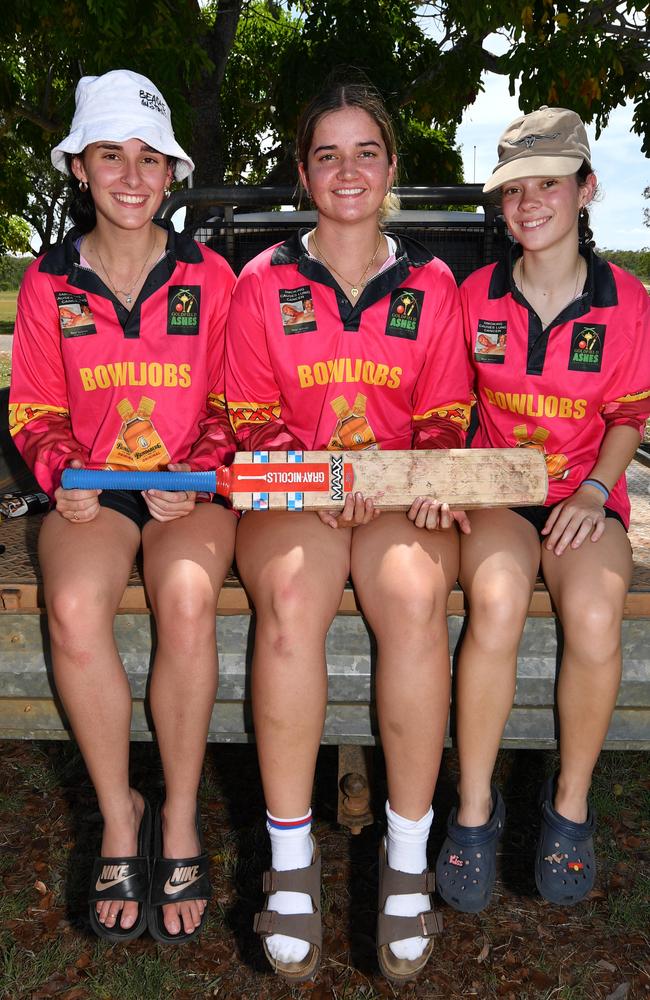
left=483, top=106, right=591, bottom=194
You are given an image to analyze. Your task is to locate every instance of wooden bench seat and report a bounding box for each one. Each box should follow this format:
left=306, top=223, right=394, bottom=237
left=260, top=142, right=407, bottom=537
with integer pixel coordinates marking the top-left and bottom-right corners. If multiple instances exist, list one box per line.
left=1, top=461, right=649, bottom=757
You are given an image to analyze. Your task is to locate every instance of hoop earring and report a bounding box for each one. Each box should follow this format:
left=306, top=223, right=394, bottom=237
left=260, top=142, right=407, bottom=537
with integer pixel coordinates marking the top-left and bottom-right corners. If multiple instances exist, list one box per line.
left=78, top=180, right=88, bottom=193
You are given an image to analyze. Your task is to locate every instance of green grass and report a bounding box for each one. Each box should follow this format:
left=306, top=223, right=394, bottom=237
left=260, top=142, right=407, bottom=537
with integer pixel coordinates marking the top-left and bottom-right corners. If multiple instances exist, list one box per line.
left=0, top=937, right=80, bottom=1000
left=0, top=290, right=17, bottom=335
left=86, top=951, right=183, bottom=1000
left=0, top=352, right=10, bottom=388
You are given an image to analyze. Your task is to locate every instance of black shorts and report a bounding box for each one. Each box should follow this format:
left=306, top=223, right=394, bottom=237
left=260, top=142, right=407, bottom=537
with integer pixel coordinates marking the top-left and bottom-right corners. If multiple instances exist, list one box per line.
left=510, top=503, right=626, bottom=539
left=98, top=490, right=230, bottom=530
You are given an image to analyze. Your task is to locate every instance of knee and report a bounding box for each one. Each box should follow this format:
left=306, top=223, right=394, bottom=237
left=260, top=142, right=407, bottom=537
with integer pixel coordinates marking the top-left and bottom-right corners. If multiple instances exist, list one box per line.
left=365, top=579, right=445, bottom=639
left=465, top=581, right=530, bottom=650
left=561, top=601, right=622, bottom=663
left=255, top=577, right=328, bottom=656
left=153, top=582, right=217, bottom=647
left=46, top=587, right=112, bottom=659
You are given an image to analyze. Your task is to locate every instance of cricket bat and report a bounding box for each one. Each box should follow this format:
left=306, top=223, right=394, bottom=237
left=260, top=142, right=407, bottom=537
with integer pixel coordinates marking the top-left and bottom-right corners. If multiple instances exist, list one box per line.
left=61, top=448, right=548, bottom=511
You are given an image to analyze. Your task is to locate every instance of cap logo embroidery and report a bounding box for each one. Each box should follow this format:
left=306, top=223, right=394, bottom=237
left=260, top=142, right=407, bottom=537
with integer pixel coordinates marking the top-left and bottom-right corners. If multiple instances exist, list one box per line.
left=508, top=132, right=560, bottom=149
left=139, top=89, right=168, bottom=117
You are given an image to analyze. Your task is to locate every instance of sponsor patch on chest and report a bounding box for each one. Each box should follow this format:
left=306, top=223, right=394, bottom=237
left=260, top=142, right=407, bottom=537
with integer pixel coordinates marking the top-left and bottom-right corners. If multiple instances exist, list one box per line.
left=474, top=319, right=507, bottom=363
left=279, top=286, right=317, bottom=334
left=55, top=292, right=97, bottom=338
left=568, top=322, right=605, bottom=372
left=385, top=289, right=424, bottom=339
left=168, top=286, right=201, bottom=334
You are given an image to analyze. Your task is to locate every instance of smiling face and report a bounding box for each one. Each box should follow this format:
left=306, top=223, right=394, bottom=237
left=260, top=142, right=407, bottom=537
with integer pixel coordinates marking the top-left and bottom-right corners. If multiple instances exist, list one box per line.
left=500, top=172, right=596, bottom=255
left=298, top=106, right=397, bottom=227
left=71, top=138, right=172, bottom=231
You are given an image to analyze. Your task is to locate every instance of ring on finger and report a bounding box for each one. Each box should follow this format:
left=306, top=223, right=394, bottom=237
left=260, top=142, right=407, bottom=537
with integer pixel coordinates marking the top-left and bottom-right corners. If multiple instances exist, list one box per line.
left=72, top=511, right=79, bottom=521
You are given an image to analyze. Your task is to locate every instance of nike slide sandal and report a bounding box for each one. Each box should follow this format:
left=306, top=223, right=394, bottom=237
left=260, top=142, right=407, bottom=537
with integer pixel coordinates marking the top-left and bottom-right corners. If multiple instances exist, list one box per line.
left=147, top=802, right=211, bottom=944
left=88, top=796, right=152, bottom=942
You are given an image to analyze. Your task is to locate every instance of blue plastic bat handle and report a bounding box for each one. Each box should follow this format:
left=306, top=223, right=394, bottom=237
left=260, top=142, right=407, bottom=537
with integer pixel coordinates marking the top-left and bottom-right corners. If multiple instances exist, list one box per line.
left=61, top=469, right=217, bottom=492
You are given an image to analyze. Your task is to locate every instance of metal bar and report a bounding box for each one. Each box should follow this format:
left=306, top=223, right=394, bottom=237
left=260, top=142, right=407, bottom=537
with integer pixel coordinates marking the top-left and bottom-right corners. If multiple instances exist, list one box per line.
left=158, top=184, right=491, bottom=221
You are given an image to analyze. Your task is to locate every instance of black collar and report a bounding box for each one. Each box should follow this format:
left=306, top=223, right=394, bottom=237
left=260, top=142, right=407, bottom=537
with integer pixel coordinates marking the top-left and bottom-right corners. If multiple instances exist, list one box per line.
left=269, top=229, right=434, bottom=331
left=487, top=244, right=618, bottom=309
left=270, top=229, right=433, bottom=269
left=38, top=219, right=202, bottom=277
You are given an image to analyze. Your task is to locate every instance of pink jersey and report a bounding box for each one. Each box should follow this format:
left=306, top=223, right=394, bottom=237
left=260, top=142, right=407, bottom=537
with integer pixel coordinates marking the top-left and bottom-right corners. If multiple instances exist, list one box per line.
left=9, top=223, right=236, bottom=499
left=461, top=250, right=650, bottom=526
left=226, top=233, right=472, bottom=456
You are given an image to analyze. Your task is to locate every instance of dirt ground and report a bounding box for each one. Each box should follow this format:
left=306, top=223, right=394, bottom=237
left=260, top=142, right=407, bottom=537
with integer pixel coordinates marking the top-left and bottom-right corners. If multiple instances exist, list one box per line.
left=0, top=740, right=648, bottom=1000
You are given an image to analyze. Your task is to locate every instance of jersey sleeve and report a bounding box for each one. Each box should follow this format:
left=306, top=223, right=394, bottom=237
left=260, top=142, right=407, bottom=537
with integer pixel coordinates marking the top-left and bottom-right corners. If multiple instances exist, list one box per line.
left=225, top=265, right=303, bottom=452
left=600, top=276, right=650, bottom=437
left=8, top=264, right=89, bottom=498
left=412, top=266, right=472, bottom=450
left=185, top=254, right=238, bottom=471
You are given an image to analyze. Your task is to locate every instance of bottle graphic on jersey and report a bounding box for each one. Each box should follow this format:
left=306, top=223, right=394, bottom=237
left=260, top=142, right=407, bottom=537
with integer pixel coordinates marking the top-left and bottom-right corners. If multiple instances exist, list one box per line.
left=513, top=423, right=568, bottom=480
left=328, top=393, right=377, bottom=449
left=105, top=399, right=137, bottom=469
left=123, top=396, right=171, bottom=470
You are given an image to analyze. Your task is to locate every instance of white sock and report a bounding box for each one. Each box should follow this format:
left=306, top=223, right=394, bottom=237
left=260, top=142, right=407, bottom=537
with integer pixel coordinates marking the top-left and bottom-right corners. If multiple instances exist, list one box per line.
left=385, top=801, right=433, bottom=962
left=265, top=810, right=313, bottom=965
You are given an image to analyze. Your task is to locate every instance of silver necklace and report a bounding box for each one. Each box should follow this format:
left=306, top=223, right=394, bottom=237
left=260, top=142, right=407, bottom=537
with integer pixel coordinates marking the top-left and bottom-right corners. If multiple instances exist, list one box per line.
left=310, top=230, right=383, bottom=298
left=92, top=232, right=158, bottom=305
left=518, top=256, right=584, bottom=320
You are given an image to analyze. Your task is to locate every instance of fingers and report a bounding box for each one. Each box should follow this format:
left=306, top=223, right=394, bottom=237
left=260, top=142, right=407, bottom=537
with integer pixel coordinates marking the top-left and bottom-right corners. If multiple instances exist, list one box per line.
left=142, top=488, right=196, bottom=522
left=453, top=509, right=472, bottom=535
left=543, top=505, right=605, bottom=555
left=407, top=497, right=456, bottom=531
left=335, top=492, right=377, bottom=527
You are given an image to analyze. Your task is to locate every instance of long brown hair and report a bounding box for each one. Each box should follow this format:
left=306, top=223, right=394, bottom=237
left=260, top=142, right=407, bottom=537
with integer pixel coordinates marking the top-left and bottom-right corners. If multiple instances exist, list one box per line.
left=296, top=77, right=399, bottom=220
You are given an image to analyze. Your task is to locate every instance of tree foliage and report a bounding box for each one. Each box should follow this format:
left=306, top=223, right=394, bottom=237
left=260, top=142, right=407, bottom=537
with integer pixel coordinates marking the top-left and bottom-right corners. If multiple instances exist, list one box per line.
left=1, top=0, right=648, bottom=247
left=0, top=253, right=31, bottom=290
left=0, top=0, right=213, bottom=250
left=598, top=247, right=650, bottom=282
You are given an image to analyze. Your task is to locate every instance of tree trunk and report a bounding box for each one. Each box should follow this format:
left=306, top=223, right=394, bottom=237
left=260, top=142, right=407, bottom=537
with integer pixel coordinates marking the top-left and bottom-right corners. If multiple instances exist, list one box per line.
left=187, top=0, right=243, bottom=223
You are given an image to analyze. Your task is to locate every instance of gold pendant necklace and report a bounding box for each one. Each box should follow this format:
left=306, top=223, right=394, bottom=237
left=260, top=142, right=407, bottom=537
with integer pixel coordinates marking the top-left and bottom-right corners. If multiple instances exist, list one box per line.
left=92, top=231, right=158, bottom=305
left=310, top=231, right=383, bottom=298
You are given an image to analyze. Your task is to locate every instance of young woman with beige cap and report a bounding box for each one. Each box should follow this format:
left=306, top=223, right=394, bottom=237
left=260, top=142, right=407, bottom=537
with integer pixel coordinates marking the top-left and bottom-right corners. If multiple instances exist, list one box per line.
left=435, top=106, right=650, bottom=911
left=9, top=69, right=237, bottom=943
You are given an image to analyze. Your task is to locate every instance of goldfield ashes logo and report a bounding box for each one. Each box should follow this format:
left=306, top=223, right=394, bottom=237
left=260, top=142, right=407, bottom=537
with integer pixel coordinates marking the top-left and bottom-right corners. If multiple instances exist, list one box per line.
left=568, top=323, right=605, bottom=373
left=385, top=289, right=424, bottom=340
left=168, top=286, right=200, bottom=334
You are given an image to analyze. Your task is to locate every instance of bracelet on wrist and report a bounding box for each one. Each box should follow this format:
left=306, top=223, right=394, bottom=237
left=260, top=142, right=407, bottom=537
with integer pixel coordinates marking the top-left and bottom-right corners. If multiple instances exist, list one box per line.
left=581, top=477, right=610, bottom=501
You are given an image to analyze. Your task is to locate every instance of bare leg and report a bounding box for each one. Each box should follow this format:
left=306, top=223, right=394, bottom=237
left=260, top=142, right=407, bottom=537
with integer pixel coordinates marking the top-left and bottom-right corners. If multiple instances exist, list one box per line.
left=142, top=503, right=236, bottom=937
left=455, top=509, right=540, bottom=825
left=39, top=508, right=142, bottom=931
left=236, top=511, right=351, bottom=816
left=541, top=520, right=632, bottom=822
left=238, top=511, right=350, bottom=966
left=351, top=513, right=459, bottom=819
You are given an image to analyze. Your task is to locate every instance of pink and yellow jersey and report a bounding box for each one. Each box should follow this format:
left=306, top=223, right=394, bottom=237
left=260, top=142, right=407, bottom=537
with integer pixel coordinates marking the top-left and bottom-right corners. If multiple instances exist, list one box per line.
left=226, top=232, right=472, bottom=457
left=9, top=223, right=236, bottom=499
left=462, top=250, right=650, bottom=527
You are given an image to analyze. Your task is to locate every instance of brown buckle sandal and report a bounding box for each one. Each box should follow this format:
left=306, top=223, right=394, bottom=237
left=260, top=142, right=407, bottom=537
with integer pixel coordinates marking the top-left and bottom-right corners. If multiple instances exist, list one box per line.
left=253, top=840, right=322, bottom=982
left=377, top=839, right=443, bottom=983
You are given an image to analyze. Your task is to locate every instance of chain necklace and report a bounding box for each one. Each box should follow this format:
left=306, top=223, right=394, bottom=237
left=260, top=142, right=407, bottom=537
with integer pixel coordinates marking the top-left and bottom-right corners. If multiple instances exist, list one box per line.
left=517, top=255, right=584, bottom=326
left=91, top=230, right=158, bottom=305
left=310, top=230, right=383, bottom=298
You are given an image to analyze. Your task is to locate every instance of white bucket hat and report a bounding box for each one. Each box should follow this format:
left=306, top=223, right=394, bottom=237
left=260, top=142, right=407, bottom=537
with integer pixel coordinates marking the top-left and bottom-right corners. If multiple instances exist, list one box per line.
left=51, top=69, right=194, bottom=181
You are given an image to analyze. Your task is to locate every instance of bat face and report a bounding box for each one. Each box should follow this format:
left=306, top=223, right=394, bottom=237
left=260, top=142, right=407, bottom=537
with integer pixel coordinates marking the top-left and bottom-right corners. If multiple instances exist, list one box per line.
left=227, top=449, right=548, bottom=512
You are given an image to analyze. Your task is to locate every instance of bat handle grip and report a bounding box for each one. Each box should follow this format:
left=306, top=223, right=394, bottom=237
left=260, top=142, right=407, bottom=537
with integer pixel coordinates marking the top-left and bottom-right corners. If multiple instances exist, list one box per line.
left=61, top=468, right=219, bottom=492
